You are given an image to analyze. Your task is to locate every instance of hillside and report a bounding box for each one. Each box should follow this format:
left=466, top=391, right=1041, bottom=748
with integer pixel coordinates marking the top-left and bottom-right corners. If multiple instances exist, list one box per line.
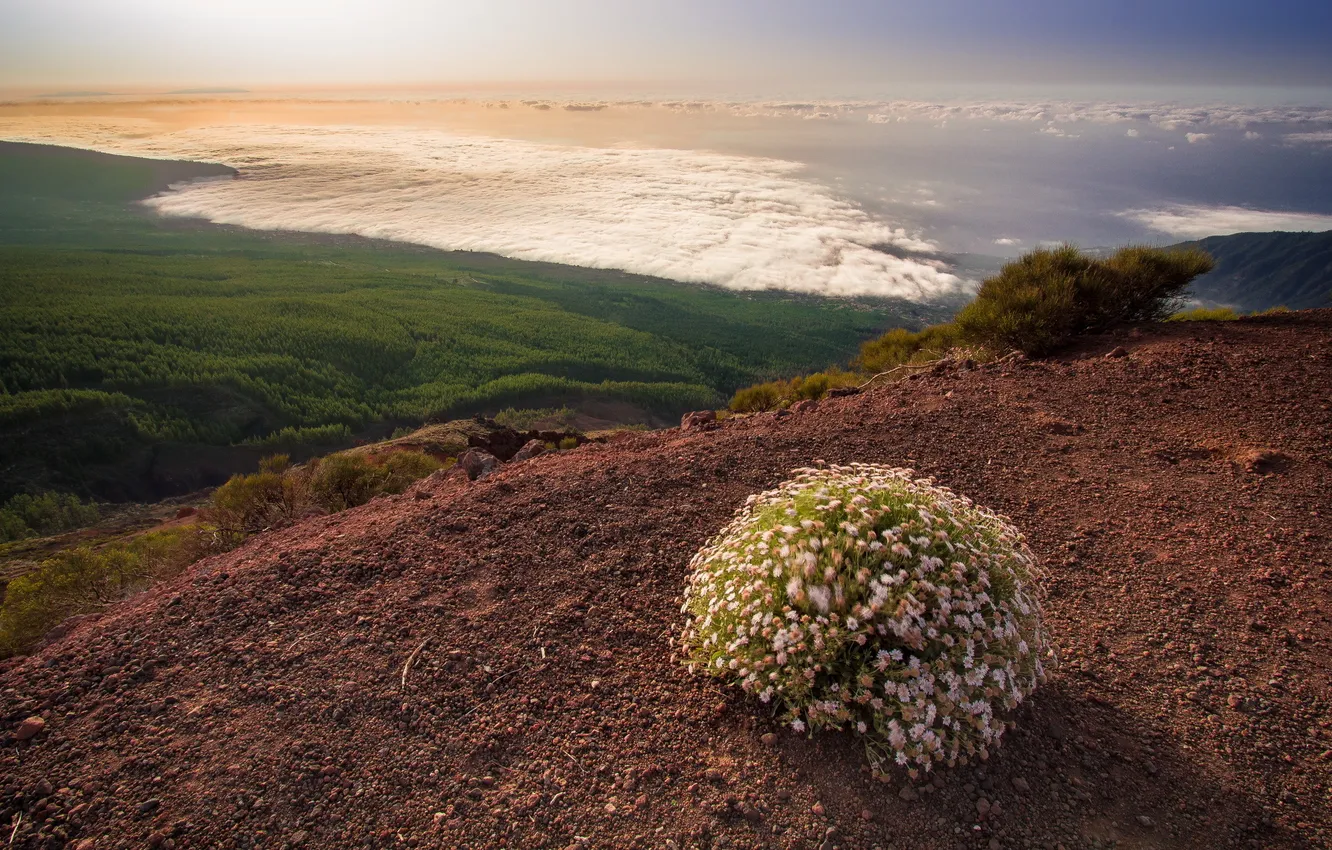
left=2, top=310, right=1328, bottom=849
left=1172, top=231, right=1332, bottom=311
left=0, top=142, right=947, bottom=501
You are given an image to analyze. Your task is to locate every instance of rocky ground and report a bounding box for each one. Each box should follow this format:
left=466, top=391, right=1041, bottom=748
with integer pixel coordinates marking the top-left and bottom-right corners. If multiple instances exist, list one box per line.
left=3, top=310, right=1330, bottom=850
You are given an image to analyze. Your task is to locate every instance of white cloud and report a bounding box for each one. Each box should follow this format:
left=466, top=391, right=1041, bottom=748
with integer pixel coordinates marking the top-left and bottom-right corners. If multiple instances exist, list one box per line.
left=2, top=119, right=963, bottom=300
left=1185, top=133, right=1212, bottom=144
left=1284, top=131, right=1332, bottom=146
left=993, top=237, right=1021, bottom=246
left=1122, top=205, right=1332, bottom=239
left=1244, top=131, right=1263, bottom=140
left=1125, top=128, right=1140, bottom=138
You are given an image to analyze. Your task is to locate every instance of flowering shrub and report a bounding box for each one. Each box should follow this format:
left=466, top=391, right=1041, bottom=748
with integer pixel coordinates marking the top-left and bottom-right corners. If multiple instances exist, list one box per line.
left=680, top=464, right=1051, bottom=775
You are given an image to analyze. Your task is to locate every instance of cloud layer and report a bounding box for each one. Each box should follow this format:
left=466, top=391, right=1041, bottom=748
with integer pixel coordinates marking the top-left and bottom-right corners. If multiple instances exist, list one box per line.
left=2, top=120, right=964, bottom=300
left=1123, top=205, right=1332, bottom=239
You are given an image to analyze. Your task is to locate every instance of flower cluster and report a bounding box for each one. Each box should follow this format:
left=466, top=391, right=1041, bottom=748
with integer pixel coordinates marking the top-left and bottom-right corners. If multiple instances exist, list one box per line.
left=679, top=464, right=1051, bottom=775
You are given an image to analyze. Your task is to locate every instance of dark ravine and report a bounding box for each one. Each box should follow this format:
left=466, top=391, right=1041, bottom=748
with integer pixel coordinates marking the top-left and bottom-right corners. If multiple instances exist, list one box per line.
left=1, top=310, right=1330, bottom=850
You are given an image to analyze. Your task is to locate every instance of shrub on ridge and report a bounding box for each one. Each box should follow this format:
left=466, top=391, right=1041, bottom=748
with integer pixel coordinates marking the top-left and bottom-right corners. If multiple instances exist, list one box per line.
left=679, top=464, right=1051, bottom=776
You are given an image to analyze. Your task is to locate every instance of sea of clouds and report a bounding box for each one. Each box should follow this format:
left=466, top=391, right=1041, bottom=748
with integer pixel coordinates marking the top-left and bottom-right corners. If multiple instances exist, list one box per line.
left=4, top=96, right=1332, bottom=299
left=0, top=119, right=964, bottom=300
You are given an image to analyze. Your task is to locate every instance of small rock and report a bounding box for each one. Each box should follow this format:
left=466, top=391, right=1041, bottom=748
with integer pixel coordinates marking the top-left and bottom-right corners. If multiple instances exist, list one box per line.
left=859, top=808, right=873, bottom=822
left=827, top=386, right=860, bottom=398
left=1106, top=346, right=1129, bottom=358
left=511, top=439, right=546, bottom=462
left=791, top=399, right=819, bottom=413
left=976, top=798, right=992, bottom=817
left=811, top=802, right=825, bottom=816
left=703, top=768, right=724, bottom=782
left=14, top=716, right=45, bottom=741
left=1136, top=815, right=1155, bottom=829
left=1011, top=777, right=1030, bottom=793
left=775, top=789, right=792, bottom=801
left=680, top=410, right=717, bottom=430
left=898, top=786, right=919, bottom=802
left=760, top=732, right=777, bottom=746
left=137, top=798, right=161, bottom=815
left=742, top=804, right=762, bottom=823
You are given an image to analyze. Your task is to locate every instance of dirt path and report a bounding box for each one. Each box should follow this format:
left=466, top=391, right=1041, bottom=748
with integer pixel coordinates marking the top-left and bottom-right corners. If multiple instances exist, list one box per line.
left=3, top=311, right=1330, bottom=850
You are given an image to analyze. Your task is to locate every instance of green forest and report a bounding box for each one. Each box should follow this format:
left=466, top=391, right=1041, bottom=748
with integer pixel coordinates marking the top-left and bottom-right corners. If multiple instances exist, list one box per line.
left=0, top=142, right=948, bottom=500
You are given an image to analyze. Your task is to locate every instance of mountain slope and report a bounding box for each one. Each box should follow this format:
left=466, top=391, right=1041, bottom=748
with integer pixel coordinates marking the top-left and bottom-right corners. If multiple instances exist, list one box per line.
left=2, top=310, right=1329, bottom=849
left=1173, top=230, right=1332, bottom=311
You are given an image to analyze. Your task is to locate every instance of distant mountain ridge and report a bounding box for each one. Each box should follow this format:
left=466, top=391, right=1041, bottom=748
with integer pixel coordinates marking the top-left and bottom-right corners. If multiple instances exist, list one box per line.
left=1170, top=230, right=1332, bottom=311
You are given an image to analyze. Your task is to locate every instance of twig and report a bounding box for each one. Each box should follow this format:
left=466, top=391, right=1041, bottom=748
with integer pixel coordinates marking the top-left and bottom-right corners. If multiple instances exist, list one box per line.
left=560, top=748, right=586, bottom=774
left=458, top=702, right=482, bottom=721
left=8, top=812, right=22, bottom=846
left=488, top=669, right=520, bottom=688
left=400, top=637, right=432, bottom=690
left=855, top=358, right=947, bottom=390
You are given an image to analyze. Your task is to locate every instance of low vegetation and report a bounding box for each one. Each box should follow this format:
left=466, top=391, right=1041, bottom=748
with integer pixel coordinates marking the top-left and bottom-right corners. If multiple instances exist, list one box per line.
left=0, top=492, right=99, bottom=544
left=729, top=245, right=1216, bottom=411
left=679, top=464, right=1050, bottom=775
left=209, top=451, right=444, bottom=543
left=0, top=448, right=443, bottom=658
left=953, top=244, right=1215, bottom=356
left=0, top=527, right=202, bottom=656
left=728, top=369, right=860, bottom=413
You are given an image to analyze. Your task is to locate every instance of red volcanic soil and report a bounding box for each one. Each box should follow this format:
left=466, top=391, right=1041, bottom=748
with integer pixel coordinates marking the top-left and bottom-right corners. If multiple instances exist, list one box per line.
left=3, top=311, right=1331, bottom=850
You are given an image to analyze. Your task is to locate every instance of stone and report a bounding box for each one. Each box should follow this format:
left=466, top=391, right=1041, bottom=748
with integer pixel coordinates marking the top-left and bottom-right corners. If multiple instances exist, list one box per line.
left=811, top=802, right=825, bottom=816
left=680, top=410, right=717, bottom=431
left=760, top=732, right=777, bottom=746
left=827, top=386, right=861, bottom=398
left=511, top=439, right=547, bottom=462
left=1136, top=815, right=1155, bottom=829
left=1237, top=448, right=1289, bottom=474
left=898, top=786, right=919, bottom=802
left=1011, top=777, right=1030, bottom=793
left=457, top=448, right=500, bottom=481
left=791, top=399, right=819, bottom=413
left=1106, top=346, right=1129, bottom=358
left=14, top=716, right=45, bottom=741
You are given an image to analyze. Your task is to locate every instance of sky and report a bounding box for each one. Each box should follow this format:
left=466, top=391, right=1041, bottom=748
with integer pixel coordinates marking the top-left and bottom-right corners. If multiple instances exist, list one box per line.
left=2, top=0, right=1332, bottom=92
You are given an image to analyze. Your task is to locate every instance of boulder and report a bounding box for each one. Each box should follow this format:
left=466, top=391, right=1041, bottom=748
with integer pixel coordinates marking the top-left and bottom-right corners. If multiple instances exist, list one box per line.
left=791, top=399, right=819, bottom=413
left=681, top=410, right=717, bottom=430
left=511, top=439, right=546, bottom=462
left=457, top=448, right=500, bottom=481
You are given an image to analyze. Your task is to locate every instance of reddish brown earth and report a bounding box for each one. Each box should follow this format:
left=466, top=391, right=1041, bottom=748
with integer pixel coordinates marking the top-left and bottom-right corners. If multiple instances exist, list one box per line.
left=3, top=311, right=1331, bottom=850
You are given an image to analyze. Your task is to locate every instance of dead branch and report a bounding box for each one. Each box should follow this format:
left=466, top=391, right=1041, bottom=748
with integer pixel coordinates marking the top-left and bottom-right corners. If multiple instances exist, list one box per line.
left=400, top=637, right=432, bottom=690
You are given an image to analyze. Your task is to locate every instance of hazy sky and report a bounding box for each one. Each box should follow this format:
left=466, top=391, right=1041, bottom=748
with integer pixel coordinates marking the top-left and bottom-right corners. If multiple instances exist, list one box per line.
left=2, top=0, right=1331, bottom=92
